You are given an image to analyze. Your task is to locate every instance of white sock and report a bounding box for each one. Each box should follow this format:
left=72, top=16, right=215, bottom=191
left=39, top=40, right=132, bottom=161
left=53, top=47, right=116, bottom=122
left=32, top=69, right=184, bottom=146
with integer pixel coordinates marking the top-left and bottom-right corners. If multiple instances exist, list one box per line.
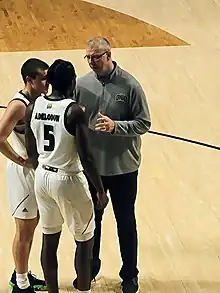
left=16, top=272, right=30, bottom=290
left=77, top=290, right=91, bottom=293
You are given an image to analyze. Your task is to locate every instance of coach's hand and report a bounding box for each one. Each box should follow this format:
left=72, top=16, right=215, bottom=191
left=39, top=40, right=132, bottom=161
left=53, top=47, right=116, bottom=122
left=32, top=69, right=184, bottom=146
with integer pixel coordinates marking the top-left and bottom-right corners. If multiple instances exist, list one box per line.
left=95, top=191, right=109, bottom=210
left=95, top=112, right=115, bottom=133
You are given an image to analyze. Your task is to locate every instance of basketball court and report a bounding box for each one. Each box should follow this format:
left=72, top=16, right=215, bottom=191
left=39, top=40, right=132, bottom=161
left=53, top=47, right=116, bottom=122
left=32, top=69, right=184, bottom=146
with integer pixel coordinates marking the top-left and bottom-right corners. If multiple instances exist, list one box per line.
left=0, top=0, right=220, bottom=292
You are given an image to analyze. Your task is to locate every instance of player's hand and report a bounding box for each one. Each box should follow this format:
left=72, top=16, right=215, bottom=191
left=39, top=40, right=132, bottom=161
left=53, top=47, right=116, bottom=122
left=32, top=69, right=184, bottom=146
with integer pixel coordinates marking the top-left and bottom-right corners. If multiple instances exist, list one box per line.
left=17, top=155, right=27, bottom=166
left=95, top=112, right=115, bottom=133
left=24, top=159, right=34, bottom=169
left=95, top=191, right=109, bottom=210
left=20, top=157, right=33, bottom=169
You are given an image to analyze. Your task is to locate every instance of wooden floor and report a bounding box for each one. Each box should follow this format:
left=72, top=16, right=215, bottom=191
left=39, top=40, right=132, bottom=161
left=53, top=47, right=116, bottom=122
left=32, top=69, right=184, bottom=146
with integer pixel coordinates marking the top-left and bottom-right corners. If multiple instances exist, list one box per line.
left=1, top=0, right=220, bottom=292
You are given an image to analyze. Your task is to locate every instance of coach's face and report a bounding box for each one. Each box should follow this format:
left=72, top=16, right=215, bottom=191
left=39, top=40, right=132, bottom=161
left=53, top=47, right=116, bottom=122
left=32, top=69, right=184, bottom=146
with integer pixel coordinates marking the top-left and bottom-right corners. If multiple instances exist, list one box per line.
left=28, top=68, right=49, bottom=95
left=85, top=46, right=110, bottom=76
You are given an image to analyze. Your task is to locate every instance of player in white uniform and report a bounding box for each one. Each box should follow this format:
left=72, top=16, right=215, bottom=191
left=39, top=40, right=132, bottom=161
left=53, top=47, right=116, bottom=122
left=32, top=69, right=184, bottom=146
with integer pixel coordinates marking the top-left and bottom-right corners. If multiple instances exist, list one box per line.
left=0, top=58, right=49, bottom=293
left=25, top=59, right=109, bottom=293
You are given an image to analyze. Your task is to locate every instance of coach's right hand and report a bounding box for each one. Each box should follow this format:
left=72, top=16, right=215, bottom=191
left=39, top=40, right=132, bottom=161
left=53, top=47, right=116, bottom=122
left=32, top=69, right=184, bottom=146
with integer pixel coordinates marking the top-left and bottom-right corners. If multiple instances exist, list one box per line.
left=95, top=192, right=109, bottom=210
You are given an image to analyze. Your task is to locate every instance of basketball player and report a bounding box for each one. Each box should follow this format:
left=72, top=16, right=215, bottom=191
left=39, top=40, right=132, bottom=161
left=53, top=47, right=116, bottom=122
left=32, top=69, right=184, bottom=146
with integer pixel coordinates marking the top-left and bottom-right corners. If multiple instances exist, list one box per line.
left=0, top=58, right=49, bottom=292
left=75, top=36, right=151, bottom=293
left=25, top=59, right=109, bottom=293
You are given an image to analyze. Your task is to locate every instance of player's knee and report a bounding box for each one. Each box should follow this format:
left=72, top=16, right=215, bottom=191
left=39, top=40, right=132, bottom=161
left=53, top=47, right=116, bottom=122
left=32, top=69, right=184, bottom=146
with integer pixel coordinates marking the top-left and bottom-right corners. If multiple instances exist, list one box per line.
left=42, top=225, right=62, bottom=235
left=15, top=217, right=38, bottom=243
left=75, top=234, right=94, bottom=258
left=75, top=231, right=94, bottom=243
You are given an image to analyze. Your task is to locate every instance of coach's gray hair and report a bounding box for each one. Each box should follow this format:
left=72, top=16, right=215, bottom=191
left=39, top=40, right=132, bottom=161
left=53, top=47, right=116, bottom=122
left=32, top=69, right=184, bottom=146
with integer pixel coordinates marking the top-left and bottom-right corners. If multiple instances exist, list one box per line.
left=87, top=36, right=111, bottom=52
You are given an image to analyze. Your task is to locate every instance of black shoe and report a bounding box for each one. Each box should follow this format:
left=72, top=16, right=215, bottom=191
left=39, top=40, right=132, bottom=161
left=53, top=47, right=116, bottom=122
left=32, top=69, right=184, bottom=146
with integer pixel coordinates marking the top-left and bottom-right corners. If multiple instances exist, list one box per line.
left=121, top=278, right=139, bottom=293
left=9, top=271, right=47, bottom=291
left=11, top=285, right=36, bottom=293
left=73, top=258, right=101, bottom=289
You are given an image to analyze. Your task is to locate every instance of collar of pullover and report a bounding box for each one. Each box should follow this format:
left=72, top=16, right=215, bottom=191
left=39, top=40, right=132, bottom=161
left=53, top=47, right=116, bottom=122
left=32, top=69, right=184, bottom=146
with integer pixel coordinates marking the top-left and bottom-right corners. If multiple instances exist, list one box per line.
left=96, top=61, right=118, bottom=83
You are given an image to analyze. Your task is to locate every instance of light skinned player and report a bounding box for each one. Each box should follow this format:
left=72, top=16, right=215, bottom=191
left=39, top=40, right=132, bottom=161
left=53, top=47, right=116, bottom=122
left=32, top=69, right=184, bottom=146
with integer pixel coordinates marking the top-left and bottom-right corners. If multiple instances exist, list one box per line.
left=0, top=58, right=49, bottom=293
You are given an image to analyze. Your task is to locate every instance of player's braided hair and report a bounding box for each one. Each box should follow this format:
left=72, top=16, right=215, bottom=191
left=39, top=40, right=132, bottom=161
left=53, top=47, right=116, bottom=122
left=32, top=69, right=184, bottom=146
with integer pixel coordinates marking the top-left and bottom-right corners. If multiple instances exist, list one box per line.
left=47, top=59, right=76, bottom=92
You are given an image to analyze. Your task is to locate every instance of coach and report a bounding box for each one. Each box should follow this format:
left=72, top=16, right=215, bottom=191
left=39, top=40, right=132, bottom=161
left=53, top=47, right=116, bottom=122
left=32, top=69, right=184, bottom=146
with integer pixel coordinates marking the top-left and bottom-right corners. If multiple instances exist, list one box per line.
left=75, top=36, right=151, bottom=293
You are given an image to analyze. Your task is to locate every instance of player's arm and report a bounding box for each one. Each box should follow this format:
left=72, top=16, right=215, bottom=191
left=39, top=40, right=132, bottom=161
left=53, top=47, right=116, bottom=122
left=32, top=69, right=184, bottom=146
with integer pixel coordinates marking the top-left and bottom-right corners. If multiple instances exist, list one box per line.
left=25, top=103, right=39, bottom=170
left=0, top=100, right=27, bottom=166
left=67, top=103, right=108, bottom=209
left=74, top=105, right=104, bottom=193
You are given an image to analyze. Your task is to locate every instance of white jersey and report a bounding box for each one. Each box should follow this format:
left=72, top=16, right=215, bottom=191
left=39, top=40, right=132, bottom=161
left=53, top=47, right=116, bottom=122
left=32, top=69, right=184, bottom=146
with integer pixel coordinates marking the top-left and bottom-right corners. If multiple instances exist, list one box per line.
left=9, top=91, right=30, bottom=158
left=30, top=95, right=83, bottom=174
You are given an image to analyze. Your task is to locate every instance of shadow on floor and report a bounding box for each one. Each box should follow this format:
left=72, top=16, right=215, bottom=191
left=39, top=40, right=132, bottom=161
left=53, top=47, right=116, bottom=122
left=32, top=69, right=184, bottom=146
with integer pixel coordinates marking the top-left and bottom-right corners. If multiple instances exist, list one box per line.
left=59, top=276, right=220, bottom=292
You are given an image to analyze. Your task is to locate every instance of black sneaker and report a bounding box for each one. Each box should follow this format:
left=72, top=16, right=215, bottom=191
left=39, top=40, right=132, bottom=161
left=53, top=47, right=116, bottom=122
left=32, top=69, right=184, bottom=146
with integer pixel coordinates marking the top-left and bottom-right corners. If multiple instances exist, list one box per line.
left=9, top=271, right=47, bottom=291
left=121, top=278, right=139, bottom=293
left=11, top=285, right=36, bottom=293
left=73, top=258, right=101, bottom=289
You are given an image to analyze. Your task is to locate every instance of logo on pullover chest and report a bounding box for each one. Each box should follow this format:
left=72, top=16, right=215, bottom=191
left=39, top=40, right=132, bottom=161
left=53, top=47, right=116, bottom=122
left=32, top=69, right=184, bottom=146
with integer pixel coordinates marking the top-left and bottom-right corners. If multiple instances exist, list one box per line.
left=114, top=93, right=128, bottom=103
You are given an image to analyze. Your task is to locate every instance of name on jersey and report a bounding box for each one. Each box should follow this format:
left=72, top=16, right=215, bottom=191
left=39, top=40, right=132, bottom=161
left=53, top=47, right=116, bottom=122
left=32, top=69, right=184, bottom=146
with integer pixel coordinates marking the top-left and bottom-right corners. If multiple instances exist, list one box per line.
left=35, top=112, right=60, bottom=122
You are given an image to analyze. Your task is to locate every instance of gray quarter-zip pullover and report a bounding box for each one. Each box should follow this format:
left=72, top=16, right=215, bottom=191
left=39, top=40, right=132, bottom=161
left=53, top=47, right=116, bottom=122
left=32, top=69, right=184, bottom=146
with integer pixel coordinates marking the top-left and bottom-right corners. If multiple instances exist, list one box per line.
left=75, top=61, right=151, bottom=176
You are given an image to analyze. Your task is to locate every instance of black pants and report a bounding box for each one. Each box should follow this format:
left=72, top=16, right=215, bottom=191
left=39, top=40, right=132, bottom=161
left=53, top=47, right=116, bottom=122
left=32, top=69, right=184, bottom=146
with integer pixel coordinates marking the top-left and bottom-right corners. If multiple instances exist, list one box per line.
left=87, top=170, right=139, bottom=281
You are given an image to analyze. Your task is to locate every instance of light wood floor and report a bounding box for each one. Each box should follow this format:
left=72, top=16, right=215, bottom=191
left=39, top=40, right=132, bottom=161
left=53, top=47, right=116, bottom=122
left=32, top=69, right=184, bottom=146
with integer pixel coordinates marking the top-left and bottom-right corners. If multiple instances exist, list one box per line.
left=1, top=0, right=220, bottom=292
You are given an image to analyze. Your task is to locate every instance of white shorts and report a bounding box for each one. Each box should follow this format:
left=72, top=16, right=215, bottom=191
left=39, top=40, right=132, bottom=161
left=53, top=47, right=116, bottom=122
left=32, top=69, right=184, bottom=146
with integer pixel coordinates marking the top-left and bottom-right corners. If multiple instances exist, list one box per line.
left=6, top=160, right=38, bottom=219
left=34, top=166, right=95, bottom=242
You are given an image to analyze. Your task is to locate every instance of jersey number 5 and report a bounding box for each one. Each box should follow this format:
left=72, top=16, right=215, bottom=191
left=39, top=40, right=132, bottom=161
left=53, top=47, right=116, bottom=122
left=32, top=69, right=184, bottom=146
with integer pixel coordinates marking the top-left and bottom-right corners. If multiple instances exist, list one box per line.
left=44, top=124, right=55, bottom=151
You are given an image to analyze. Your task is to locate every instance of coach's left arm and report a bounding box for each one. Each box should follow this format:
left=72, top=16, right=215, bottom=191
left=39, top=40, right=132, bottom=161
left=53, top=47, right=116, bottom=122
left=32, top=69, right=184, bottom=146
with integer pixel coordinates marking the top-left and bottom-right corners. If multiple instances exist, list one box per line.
left=113, top=81, right=151, bottom=136
left=25, top=103, right=39, bottom=170
left=95, top=81, right=151, bottom=137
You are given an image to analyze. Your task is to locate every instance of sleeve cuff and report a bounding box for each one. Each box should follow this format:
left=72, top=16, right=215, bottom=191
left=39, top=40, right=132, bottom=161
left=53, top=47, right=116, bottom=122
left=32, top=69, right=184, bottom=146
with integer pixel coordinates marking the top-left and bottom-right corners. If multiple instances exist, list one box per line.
left=110, top=121, right=117, bottom=134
